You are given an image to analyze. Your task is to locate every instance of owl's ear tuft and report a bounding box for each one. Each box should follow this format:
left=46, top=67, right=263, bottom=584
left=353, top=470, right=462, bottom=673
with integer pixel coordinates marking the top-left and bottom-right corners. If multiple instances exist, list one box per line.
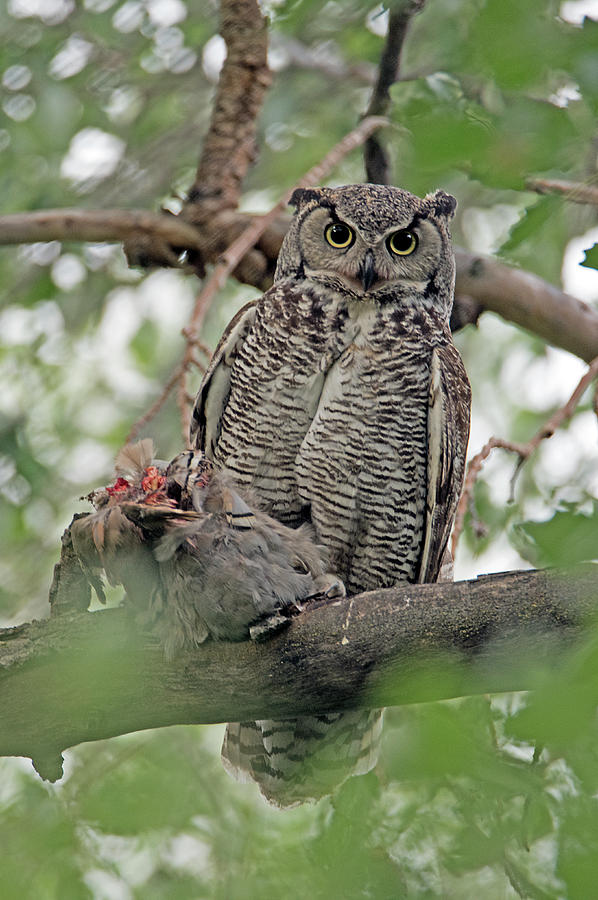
left=289, top=188, right=323, bottom=210
left=427, top=189, right=457, bottom=219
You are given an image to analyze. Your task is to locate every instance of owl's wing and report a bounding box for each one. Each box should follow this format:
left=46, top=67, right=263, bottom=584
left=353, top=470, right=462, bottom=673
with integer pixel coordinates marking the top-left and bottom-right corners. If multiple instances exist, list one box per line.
left=190, top=300, right=258, bottom=454
left=417, top=340, right=471, bottom=584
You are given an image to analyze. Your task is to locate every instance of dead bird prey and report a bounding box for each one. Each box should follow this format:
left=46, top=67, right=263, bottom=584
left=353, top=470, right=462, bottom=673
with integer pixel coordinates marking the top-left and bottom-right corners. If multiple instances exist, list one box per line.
left=71, top=441, right=338, bottom=658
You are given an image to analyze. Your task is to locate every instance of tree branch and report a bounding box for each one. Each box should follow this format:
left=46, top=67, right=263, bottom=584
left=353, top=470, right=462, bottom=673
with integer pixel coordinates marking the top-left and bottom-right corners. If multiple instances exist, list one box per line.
left=454, top=249, right=598, bottom=364
left=2, top=566, right=597, bottom=776
left=526, top=177, right=598, bottom=206
left=363, top=0, right=425, bottom=184
left=119, top=0, right=271, bottom=274
left=183, top=0, right=271, bottom=221
left=1, top=203, right=595, bottom=363
left=0, top=208, right=203, bottom=265
left=0, top=206, right=595, bottom=364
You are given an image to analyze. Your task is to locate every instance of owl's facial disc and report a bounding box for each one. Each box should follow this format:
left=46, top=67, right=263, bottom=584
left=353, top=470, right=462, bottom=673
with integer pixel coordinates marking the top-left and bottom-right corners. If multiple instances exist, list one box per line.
left=296, top=205, right=447, bottom=300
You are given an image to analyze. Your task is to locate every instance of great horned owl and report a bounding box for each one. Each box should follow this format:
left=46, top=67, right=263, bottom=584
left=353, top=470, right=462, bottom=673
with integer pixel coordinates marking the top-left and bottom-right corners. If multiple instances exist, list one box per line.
left=191, top=183, right=471, bottom=806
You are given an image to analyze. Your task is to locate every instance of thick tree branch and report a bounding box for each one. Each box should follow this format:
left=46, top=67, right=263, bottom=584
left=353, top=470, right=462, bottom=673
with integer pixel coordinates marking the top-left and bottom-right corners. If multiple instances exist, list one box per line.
left=120, top=0, right=271, bottom=273
left=2, top=566, right=597, bottom=776
left=183, top=0, right=271, bottom=221
left=454, top=249, right=598, bottom=364
left=0, top=208, right=203, bottom=265
left=0, top=206, right=595, bottom=362
left=1, top=204, right=595, bottom=362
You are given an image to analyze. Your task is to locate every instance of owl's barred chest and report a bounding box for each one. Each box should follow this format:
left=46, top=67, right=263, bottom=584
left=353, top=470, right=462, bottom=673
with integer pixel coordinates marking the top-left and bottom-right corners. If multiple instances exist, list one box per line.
left=294, top=307, right=432, bottom=461
left=218, top=291, right=434, bottom=449
left=214, top=289, right=435, bottom=580
left=249, top=289, right=436, bottom=399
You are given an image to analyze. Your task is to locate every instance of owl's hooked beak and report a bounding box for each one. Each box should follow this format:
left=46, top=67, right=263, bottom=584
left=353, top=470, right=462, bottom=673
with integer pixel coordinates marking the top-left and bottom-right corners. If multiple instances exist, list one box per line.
left=358, top=250, right=377, bottom=292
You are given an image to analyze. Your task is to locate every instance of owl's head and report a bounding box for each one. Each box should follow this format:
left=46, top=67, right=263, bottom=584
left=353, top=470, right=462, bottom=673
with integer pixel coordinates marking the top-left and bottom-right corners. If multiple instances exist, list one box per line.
left=275, top=183, right=457, bottom=322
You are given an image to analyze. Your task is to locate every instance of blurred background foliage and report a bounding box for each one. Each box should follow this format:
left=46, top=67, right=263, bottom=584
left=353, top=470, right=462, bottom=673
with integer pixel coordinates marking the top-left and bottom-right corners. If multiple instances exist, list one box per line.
left=1, top=0, right=598, bottom=896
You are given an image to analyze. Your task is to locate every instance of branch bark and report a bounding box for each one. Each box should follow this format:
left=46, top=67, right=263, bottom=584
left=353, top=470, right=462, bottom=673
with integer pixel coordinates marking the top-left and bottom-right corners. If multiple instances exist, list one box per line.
left=183, top=0, right=271, bottom=222
left=0, top=208, right=203, bottom=265
left=454, top=250, right=598, bottom=363
left=2, top=566, right=597, bottom=776
left=526, top=177, right=598, bottom=206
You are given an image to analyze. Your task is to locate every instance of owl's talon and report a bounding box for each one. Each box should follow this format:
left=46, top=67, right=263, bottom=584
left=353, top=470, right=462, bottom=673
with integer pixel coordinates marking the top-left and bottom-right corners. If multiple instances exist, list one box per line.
left=309, top=573, right=346, bottom=602
left=249, top=598, right=308, bottom=641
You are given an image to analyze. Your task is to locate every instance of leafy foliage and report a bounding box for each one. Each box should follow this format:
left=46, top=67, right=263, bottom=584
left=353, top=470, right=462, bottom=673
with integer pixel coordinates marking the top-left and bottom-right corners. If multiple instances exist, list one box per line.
left=6, top=638, right=598, bottom=898
left=1, top=0, right=598, bottom=897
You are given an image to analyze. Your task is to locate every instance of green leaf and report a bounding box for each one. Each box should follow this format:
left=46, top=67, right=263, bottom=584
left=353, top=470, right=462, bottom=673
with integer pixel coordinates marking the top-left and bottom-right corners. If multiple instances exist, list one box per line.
left=499, top=196, right=562, bottom=256
left=459, top=0, right=581, bottom=92
left=513, top=504, right=598, bottom=567
left=581, top=243, right=598, bottom=270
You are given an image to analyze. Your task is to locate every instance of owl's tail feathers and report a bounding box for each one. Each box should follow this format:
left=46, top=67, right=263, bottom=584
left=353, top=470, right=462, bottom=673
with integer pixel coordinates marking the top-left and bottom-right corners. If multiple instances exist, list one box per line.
left=221, top=710, right=384, bottom=809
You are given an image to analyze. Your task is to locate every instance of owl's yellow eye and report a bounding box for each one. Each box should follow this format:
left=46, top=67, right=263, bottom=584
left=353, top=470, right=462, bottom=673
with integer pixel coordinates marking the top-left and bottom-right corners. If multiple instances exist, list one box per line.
left=387, top=229, right=418, bottom=256
left=325, top=222, right=355, bottom=249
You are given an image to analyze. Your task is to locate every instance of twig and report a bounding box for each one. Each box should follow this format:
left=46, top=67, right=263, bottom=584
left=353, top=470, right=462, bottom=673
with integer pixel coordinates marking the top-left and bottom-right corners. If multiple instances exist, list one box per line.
left=363, top=0, right=425, bottom=184
left=126, top=335, right=212, bottom=445
left=177, top=290, right=217, bottom=442
left=526, top=178, right=598, bottom=206
left=519, top=356, right=598, bottom=448
left=451, top=356, right=598, bottom=555
left=174, top=115, right=389, bottom=440
left=451, top=437, right=523, bottom=556
left=126, top=366, right=186, bottom=445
